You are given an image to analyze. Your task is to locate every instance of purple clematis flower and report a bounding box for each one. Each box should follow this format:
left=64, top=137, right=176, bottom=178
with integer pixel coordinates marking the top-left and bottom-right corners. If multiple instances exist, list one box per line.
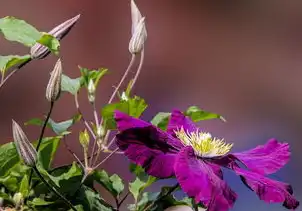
left=114, top=110, right=299, bottom=211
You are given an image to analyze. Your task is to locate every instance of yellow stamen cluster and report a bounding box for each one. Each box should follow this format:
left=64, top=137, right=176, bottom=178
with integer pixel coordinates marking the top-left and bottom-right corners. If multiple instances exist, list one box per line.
left=175, top=127, right=233, bottom=157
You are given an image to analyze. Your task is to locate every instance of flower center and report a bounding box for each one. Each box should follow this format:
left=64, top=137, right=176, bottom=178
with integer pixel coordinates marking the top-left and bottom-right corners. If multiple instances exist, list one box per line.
left=174, top=127, right=233, bottom=157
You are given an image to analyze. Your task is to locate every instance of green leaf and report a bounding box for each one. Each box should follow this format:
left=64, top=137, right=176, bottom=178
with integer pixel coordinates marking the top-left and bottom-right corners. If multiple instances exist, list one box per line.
left=37, top=33, right=60, bottom=55
left=19, top=174, right=29, bottom=198
left=129, top=176, right=157, bottom=203
left=0, top=142, right=20, bottom=177
left=37, top=162, right=82, bottom=194
left=0, top=16, right=41, bottom=46
left=79, top=66, right=108, bottom=87
left=109, top=174, right=124, bottom=196
left=93, top=170, right=124, bottom=197
left=74, top=186, right=114, bottom=211
left=185, top=106, right=226, bottom=122
left=24, top=118, right=44, bottom=126
left=35, top=137, right=60, bottom=170
left=29, top=198, right=55, bottom=206
left=25, top=115, right=80, bottom=135
left=48, top=119, right=73, bottom=135
left=150, top=112, right=171, bottom=131
left=0, top=192, right=14, bottom=204
left=0, top=55, right=31, bottom=75
left=0, top=17, right=60, bottom=52
left=61, top=74, right=82, bottom=95
left=129, top=178, right=146, bottom=202
left=0, top=176, right=18, bottom=192
left=101, top=96, right=147, bottom=129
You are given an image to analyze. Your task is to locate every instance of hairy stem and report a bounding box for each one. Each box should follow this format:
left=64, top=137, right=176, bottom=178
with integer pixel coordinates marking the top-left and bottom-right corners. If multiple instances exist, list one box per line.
left=93, top=147, right=119, bottom=169
left=130, top=49, right=144, bottom=90
left=62, top=136, right=85, bottom=169
left=33, top=166, right=77, bottom=211
left=108, top=54, right=136, bottom=104
left=75, top=93, right=96, bottom=139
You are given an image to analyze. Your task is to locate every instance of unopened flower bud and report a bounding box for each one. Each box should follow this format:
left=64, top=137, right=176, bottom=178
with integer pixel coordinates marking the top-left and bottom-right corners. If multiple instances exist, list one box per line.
left=88, top=79, right=95, bottom=103
left=130, top=0, right=143, bottom=34
left=12, top=120, right=37, bottom=167
left=129, top=17, right=147, bottom=54
left=30, top=14, right=81, bottom=59
left=79, top=129, right=90, bottom=149
left=46, top=59, right=62, bottom=102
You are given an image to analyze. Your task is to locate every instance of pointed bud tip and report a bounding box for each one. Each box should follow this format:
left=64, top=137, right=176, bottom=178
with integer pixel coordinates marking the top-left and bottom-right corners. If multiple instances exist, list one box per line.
left=46, top=58, right=63, bottom=102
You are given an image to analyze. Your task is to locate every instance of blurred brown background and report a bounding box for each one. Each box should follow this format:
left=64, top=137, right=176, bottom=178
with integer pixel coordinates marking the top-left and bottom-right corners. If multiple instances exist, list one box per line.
left=0, top=1, right=302, bottom=210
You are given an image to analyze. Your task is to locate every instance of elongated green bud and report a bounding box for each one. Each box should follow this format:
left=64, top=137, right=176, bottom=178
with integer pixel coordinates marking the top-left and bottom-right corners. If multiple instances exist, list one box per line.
left=12, top=120, right=37, bottom=167
left=30, top=14, right=80, bottom=59
left=46, top=59, right=62, bottom=102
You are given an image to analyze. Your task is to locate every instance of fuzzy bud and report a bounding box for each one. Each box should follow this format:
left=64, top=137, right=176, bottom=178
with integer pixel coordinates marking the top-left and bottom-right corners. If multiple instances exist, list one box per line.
left=87, top=79, right=96, bottom=103
left=12, top=120, right=37, bottom=167
left=129, top=17, right=147, bottom=54
left=30, top=14, right=81, bottom=59
left=46, top=59, right=62, bottom=102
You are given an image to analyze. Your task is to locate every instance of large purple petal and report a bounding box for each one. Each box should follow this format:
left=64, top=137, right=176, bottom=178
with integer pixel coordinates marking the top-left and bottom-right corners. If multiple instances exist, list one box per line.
left=234, top=167, right=299, bottom=209
left=114, top=110, right=150, bottom=131
left=232, top=139, right=290, bottom=175
left=167, top=110, right=198, bottom=135
left=174, top=146, right=237, bottom=211
left=115, top=111, right=182, bottom=150
left=116, top=126, right=178, bottom=178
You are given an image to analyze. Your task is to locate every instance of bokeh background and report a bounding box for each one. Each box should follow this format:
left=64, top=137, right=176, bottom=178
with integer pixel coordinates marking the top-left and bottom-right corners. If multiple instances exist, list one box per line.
left=0, top=1, right=302, bottom=210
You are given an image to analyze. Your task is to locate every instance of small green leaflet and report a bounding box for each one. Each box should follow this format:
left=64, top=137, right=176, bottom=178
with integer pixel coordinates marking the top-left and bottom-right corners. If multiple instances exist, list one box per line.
left=25, top=114, right=81, bottom=135
left=151, top=106, right=225, bottom=131
left=101, top=96, right=147, bottom=130
left=61, top=67, right=108, bottom=95
left=79, top=66, right=108, bottom=87
left=93, top=170, right=124, bottom=197
left=185, top=106, right=226, bottom=122
left=150, top=112, right=171, bottom=131
left=0, top=55, right=31, bottom=75
left=61, top=74, right=81, bottom=95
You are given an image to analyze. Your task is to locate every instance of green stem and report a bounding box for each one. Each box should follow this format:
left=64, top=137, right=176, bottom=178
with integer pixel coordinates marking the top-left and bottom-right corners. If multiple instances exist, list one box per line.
left=33, top=166, right=77, bottom=211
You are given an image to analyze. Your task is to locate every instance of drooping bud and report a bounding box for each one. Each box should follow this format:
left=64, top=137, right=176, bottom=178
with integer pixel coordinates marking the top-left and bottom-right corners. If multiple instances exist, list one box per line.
left=12, top=120, right=37, bottom=167
left=46, top=59, right=62, bottom=102
left=87, top=79, right=96, bottom=103
left=129, top=17, right=147, bottom=54
left=30, top=14, right=81, bottom=59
